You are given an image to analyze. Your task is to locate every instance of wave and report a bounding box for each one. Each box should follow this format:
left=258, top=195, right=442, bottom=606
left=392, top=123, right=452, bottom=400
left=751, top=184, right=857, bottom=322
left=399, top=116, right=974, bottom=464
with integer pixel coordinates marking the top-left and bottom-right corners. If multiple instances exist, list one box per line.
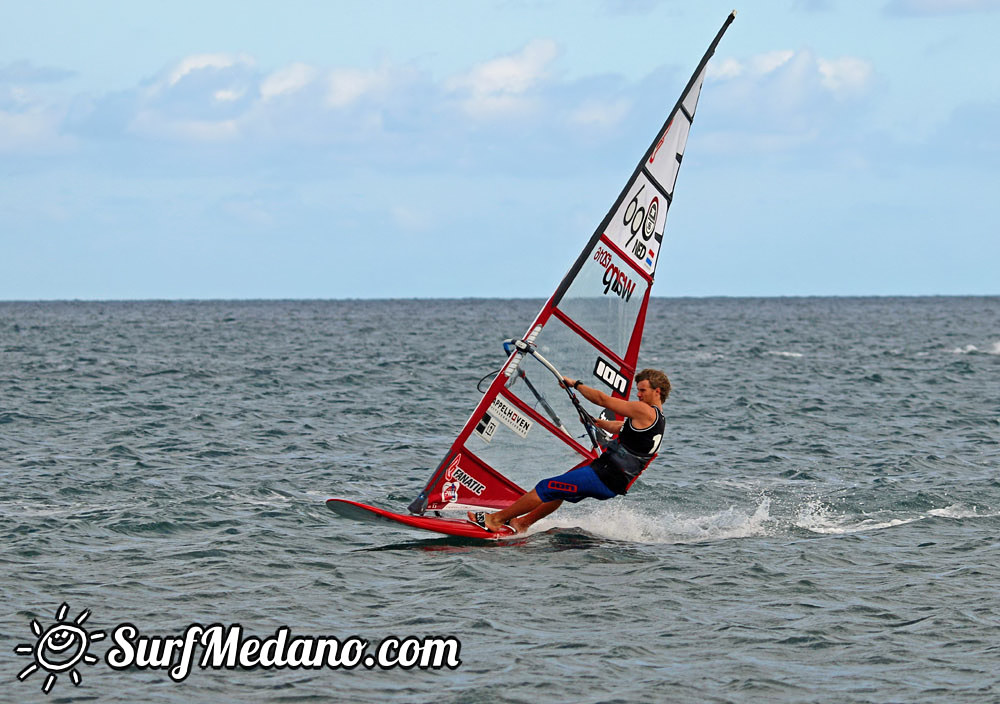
left=792, top=497, right=918, bottom=534
left=793, top=498, right=999, bottom=535
left=927, top=503, right=999, bottom=519
left=951, top=341, right=1000, bottom=355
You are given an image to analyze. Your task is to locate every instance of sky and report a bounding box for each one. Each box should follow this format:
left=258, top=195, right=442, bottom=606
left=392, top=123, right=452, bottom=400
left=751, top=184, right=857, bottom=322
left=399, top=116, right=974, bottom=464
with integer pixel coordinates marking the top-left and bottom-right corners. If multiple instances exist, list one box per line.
left=1, top=0, right=998, bottom=299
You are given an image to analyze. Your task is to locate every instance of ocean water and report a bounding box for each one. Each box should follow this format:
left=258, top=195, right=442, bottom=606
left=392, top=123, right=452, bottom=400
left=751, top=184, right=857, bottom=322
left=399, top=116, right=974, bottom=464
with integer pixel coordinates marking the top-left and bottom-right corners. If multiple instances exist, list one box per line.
left=2, top=297, right=998, bottom=703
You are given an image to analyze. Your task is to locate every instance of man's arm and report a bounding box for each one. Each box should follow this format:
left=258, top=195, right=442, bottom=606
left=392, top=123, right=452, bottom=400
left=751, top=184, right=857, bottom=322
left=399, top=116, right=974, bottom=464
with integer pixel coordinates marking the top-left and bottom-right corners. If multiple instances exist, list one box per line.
left=561, top=377, right=655, bottom=427
left=594, top=417, right=624, bottom=433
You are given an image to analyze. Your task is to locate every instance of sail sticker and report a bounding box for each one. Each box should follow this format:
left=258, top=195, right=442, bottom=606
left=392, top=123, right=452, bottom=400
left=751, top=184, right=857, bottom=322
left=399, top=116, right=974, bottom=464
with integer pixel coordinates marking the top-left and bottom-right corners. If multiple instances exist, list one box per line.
left=592, top=246, right=638, bottom=302
left=644, top=197, right=658, bottom=239
left=648, top=119, right=672, bottom=165
left=474, top=411, right=499, bottom=443
left=593, top=357, right=629, bottom=395
left=440, top=478, right=459, bottom=503
left=441, top=454, right=486, bottom=497
left=604, top=175, right=665, bottom=275
left=488, top=396, right=533, bottom=438
left=454, top=468, right=486, bottom=495
left=440, top=456, right=461, bottom=503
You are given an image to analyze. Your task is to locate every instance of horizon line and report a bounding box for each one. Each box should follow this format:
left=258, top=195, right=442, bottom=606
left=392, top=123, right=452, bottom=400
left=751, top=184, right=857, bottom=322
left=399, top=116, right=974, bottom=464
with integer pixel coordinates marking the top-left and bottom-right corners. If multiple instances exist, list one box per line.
left=2, top=293, right=998, bottom=304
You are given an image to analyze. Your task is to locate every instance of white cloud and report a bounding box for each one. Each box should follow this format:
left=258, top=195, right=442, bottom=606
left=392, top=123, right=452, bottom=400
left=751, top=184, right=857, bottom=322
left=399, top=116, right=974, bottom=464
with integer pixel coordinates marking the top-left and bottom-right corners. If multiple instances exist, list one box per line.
left=466, top=40, right=557, bottom=94
left=11, top=41, right=878, bottom=161
left=708, top=50, right=796, bottom=81
left=447, top=39, right=558, bottom=118
left=260, top=63, right=318, bottom=101
left=166, top=53, right=254, bottom=87
left=214, top=88, right=245, bottom=103
left=708, top=58, right=744, bottom=80
left=700, top=49, right=876, bottom=156
left=64, top=51, right=425, bottom=146
left=709, top=49, right=874, bottom=103
left=120, top=52, right=260, bottom=141
left=818, top=57, right=874, bottom=100
left=750, top=50, right=796, bottom=75
left=0, top=71, right=75, bottom=153
left=326, top=66, right=393, bottom=109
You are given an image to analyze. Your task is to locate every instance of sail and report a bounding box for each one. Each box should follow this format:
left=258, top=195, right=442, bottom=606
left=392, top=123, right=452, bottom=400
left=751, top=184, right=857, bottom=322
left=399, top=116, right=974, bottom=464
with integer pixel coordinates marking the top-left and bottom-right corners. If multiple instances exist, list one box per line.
left=408, top=12, right=736, bottom=516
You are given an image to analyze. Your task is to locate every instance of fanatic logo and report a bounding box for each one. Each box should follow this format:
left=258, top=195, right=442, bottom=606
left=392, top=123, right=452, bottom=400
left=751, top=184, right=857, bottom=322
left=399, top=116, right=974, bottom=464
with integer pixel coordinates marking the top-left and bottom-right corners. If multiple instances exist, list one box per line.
left=14, top=602, right=105, bottom=694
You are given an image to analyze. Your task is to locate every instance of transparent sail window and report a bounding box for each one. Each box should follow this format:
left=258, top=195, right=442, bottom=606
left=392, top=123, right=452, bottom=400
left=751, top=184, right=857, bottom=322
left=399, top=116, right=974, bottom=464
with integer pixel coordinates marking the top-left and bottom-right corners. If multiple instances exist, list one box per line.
left=555, top=244, right=649, bottom=358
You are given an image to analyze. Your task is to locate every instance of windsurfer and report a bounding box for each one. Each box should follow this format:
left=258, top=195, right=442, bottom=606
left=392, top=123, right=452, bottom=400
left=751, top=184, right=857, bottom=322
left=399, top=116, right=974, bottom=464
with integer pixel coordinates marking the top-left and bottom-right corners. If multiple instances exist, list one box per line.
left=469, top=368, right=670, bottom=533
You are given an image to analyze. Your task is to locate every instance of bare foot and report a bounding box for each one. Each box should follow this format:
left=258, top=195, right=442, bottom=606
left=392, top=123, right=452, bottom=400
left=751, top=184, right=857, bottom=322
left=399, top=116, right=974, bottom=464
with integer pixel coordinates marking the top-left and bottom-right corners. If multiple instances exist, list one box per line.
left=483, top=512, right=505, bottom=532
left=468, top=511, right=505, bottom=533
left=509, top=516, right=531, bottom=534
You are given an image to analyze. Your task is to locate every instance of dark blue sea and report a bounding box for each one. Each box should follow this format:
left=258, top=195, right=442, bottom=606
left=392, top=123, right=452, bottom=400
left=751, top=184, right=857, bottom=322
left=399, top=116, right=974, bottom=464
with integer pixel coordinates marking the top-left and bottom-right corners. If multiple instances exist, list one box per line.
left=2, top=297, right=998, bottom=703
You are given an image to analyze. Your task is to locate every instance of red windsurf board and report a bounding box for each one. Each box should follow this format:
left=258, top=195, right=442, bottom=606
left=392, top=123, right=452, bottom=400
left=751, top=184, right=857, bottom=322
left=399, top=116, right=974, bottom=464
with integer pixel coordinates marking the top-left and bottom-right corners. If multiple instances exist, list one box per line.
left=326, top=498, right=514, bottom=540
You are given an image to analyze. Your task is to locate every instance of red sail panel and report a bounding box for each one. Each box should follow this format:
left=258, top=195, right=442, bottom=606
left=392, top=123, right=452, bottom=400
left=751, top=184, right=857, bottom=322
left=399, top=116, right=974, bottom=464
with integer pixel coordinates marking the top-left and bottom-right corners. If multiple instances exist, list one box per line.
left=422, top=451, right=527, bottom=512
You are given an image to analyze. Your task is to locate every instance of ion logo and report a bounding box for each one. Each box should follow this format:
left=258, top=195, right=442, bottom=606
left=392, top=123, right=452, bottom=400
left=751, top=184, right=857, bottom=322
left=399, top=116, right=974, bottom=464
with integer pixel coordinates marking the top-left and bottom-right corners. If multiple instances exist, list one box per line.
left=546, top=480, right=578, bottom=493
left=593, top=358, right=629, bottom=395
left=14, top=602, right=105, bottom=694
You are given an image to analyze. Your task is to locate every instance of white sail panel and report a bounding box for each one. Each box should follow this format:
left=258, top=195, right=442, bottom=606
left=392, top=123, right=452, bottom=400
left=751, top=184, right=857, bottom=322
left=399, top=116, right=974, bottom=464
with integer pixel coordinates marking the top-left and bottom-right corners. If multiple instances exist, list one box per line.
left=682, top=66, right=707, bottom=119
left=602, top=173, right=668, bottom=277
left=646, top=66, right=706, bottom=197
left=647, top=114, right=691, bottom=197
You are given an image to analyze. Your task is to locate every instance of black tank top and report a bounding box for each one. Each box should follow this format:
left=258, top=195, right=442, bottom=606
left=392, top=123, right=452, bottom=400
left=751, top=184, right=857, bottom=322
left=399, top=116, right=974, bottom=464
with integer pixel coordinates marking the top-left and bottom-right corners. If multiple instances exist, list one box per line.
left=592, top=407, right=664, bottom=495
left=618, top=407, right=665, bottom=456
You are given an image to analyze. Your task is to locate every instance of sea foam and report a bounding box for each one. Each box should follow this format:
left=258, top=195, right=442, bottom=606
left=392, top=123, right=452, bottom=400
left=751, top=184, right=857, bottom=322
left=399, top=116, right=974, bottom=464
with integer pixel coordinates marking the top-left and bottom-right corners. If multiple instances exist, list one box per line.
left=528, top=495, right=773, bottom=544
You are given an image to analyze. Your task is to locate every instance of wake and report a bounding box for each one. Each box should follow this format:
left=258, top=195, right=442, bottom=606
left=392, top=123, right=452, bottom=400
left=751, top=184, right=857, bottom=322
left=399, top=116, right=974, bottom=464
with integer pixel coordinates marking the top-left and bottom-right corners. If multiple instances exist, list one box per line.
left=519, top=495, right=997, bottom=544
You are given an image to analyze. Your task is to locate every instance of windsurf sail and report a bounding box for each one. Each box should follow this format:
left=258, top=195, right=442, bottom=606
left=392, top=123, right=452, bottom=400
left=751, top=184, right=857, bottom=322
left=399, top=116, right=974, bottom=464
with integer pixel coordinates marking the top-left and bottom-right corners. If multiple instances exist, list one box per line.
left=408, top=11, right=736, bottom=517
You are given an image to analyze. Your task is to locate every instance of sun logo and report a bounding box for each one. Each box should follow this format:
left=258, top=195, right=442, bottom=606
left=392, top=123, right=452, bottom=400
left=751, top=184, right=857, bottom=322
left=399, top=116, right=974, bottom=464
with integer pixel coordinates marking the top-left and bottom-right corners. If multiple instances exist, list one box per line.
left=14, top=602, right=105, bottom=694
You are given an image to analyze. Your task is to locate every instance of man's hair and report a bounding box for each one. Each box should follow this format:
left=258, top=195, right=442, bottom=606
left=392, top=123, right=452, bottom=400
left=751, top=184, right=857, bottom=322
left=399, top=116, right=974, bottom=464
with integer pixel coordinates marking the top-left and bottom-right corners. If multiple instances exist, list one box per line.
left=636, top=368, right=671, bottom=401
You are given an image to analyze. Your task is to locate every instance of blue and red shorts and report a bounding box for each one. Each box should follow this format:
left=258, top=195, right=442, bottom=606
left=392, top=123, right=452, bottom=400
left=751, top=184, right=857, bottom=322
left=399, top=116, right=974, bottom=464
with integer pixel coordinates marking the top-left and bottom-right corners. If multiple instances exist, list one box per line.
left=534, top=465, right=618, bottom=503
